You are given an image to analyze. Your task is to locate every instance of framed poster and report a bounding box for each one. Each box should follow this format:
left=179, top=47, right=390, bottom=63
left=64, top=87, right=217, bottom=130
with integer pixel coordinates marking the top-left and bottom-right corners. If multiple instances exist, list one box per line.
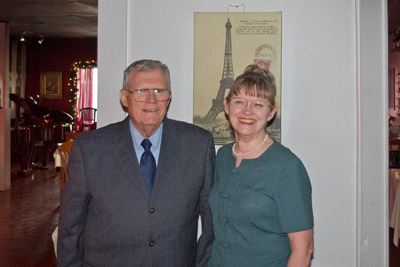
left=193, top=12, right=282, bottom=145
left=40, top=71, right=62, bottom=99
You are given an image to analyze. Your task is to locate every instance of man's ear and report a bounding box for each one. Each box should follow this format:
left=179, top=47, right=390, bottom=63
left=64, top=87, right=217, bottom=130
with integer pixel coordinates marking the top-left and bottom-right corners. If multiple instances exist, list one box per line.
left=120, top=89, right=128, bottom=108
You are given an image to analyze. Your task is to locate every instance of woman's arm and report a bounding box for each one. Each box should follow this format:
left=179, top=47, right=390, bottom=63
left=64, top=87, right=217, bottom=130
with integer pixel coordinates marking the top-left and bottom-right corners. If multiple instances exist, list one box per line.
left=287, top=229, right=314, bottom=267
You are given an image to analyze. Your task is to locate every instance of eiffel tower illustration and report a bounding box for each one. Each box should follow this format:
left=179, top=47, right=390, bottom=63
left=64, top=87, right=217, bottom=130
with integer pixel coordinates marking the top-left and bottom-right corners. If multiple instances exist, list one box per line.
left=205, top=18, right=235, bottom=121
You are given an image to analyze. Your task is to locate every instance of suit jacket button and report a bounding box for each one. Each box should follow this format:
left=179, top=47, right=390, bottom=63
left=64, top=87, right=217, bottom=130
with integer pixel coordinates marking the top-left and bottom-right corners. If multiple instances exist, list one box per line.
left=149, top=207, right=155, bottom=213
left=149, top=241, right=155, bottom=247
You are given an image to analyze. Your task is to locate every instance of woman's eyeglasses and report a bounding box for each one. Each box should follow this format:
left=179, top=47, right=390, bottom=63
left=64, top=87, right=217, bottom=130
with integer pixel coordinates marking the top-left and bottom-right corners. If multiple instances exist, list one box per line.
left=230, top=98, right=272, bottom=111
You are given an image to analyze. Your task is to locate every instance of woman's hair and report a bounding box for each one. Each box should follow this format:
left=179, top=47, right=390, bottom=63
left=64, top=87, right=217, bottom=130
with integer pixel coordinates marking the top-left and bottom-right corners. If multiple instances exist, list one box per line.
left=123, top=59, right=171, bottom=90
left=226, top=64, right=276, bottom=106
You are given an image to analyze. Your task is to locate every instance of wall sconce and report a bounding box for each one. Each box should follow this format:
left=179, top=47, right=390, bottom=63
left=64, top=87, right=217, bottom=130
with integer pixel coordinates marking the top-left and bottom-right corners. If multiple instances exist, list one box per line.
left=38, top=35, right=44, bottom=44
left=20, top=32, right=26, bottom=42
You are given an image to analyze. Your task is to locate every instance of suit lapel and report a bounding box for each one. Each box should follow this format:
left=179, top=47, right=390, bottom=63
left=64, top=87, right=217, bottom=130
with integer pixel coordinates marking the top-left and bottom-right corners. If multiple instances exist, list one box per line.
left=112, top=118, right=149, bottom=198
left=152, top=118, right=182, bottom=197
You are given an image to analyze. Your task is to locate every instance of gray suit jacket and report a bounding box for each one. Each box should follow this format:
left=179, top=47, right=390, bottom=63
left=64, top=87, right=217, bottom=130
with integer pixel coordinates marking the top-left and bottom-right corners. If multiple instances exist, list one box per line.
left=57, top=117, right=215, bottom=267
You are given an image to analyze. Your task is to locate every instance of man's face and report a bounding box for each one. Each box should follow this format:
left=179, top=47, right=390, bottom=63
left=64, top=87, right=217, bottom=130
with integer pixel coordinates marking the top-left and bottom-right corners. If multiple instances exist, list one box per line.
left=120, top=68, right=170, bottom=137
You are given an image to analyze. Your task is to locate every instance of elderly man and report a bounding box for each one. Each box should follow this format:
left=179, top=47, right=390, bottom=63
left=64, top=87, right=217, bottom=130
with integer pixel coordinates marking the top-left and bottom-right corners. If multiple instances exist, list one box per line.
left=57, top=59, right=215, bottom=267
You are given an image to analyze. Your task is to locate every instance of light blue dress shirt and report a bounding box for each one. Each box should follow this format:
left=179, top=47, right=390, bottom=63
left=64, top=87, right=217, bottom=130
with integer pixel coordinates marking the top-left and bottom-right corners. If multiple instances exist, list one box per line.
left=129, top=120, right=163, bottom=166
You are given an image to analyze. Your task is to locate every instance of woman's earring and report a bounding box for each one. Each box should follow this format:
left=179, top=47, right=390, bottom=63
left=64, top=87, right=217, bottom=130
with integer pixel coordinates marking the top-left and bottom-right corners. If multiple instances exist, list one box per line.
left=226, top=109, right=229, bottom=114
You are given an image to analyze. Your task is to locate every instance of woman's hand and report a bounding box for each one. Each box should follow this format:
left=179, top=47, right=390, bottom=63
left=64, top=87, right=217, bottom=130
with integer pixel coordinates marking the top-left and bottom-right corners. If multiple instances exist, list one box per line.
left=287, top=229, right=314, bottom=267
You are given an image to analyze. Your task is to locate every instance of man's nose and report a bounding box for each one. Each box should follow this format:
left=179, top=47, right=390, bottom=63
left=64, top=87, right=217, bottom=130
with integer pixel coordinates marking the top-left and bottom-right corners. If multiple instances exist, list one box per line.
left=145, top=90, right=157, bottom=102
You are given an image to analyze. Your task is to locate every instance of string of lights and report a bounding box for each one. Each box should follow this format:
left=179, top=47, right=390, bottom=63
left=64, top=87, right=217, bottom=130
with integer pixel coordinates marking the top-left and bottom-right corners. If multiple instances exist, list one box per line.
left=68, top=60, right=97, bottom=128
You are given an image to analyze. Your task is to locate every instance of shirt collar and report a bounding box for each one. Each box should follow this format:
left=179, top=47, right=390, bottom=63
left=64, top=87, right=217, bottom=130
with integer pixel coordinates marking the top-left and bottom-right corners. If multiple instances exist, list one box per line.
left=129, top=120, right=163, bottom=152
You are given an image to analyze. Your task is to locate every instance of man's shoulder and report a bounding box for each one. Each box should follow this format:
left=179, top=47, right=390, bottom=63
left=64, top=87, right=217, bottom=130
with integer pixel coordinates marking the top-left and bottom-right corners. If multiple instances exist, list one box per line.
left=164, top=118, right=212, bottom=136
left=74, top=119, right=127, bottom=143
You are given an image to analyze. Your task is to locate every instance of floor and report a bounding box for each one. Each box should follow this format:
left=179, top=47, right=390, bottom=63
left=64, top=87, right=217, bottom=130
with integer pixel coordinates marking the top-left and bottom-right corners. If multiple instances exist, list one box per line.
left=0, top=165, right=399, bottom=267
left=0, top=164, right=58, bottom=267
left=390, top=228, right=400, bottom=267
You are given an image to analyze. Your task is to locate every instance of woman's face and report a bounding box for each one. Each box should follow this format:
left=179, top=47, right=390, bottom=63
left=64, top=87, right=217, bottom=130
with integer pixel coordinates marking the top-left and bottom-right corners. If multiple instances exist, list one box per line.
left=224, top=88, right=277, bottom=139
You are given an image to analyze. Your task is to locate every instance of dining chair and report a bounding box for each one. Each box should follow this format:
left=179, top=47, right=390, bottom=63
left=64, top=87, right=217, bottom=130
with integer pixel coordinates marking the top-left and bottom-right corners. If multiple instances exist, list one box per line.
left=57, top=140, right=73, bottom=199
left=52, top=139, right=73, bottom=257
left=80, top=107, right=97, bottom=131
left=65, top=131, right=83, bottom=141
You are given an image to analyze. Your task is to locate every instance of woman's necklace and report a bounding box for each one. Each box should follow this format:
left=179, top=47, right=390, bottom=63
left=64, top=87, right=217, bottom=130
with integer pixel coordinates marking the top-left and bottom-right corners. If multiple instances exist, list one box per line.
left=232, top=134, right=269, bottom=157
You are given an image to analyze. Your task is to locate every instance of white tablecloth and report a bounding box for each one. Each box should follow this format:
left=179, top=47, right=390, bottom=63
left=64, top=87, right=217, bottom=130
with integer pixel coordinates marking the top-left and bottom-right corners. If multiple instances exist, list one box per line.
left=52, top=226, right=58, bottom=257
left=390, top=168, right=400, bottom=247
left=53, top=148, right=62, bottom=168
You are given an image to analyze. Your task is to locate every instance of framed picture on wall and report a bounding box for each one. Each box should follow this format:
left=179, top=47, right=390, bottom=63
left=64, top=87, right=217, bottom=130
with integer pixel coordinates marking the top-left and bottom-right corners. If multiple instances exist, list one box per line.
left=0, top=74, right=3, bottom=108
left=389, top=68, right=395, bottom=110
left=40, top=71, right=62, bottom=99
left=193, top=12, right=282, bottom=145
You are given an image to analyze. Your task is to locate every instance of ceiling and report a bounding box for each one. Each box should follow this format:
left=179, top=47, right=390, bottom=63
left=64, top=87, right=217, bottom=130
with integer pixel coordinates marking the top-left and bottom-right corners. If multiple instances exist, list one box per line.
left=0, top=1, right=398, bottom=39
left=389, top=0, right=400, bottom=34
left=0, top=0, right=97, bottom=39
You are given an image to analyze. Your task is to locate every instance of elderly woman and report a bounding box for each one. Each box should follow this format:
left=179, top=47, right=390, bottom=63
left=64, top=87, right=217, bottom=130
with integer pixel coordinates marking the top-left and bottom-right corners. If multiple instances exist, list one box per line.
left=208, top=65, right=314, bottom=267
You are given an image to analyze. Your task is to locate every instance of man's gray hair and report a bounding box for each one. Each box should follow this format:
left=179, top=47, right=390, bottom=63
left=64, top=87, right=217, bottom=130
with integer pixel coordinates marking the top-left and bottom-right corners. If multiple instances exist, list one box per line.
left=123, top=59, right=171, bottom=90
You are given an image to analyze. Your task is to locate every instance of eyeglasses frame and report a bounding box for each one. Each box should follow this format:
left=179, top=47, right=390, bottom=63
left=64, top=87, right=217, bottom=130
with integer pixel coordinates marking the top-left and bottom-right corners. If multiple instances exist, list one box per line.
left=229, top=97, right=273, bottom=111
left=124, top=88, right=171, bottom=102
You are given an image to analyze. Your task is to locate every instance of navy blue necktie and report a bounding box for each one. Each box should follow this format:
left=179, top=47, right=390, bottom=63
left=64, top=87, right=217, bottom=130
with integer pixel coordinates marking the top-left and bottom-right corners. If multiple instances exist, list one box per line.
left=140, top=139, right=156, bottom=195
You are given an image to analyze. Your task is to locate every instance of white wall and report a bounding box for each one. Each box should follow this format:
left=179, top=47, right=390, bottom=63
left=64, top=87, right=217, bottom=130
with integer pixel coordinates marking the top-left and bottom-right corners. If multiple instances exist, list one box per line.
left=98, top=0, right=387, bottom=266
left=357, top=0, right=388, bottom=265
left=97, top=0, right=128, bottom=125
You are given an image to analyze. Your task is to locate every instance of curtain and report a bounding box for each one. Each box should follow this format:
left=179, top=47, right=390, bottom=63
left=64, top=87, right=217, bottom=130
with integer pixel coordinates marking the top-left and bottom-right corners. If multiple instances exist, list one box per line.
left=75, top=68, right=94, bottom=131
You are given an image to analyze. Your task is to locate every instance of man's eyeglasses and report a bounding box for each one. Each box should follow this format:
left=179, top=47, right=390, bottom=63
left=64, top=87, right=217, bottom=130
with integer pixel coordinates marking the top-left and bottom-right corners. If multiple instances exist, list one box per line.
left=230, top=98, right=273, bottom=111
left=125, top=88, right=171, bottom=102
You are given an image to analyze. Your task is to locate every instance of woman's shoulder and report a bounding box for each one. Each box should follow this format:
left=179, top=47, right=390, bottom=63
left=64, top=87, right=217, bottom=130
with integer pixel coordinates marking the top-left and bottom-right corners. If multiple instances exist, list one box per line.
left=270, top=140, right=302, bottom=163
left=269, top=141, right=310, bottom=184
